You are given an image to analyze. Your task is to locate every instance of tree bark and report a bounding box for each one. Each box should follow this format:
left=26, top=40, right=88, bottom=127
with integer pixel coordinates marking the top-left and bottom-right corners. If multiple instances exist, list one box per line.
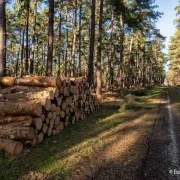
left=87, top=0, right=96, bottom=86
left=25, top=0, right=30, bottom=75
left=71, top=0, right=77, bottom=77
left=64, top=15, right=68, bottom=77
left=107, top=7, right=114, bottom=89
left=14, top=76, right=61, bottom=88
left=0, top=0, right=6, bottom=77
left=78, top=0, right=82, bottom=76
left=0, top=126, right=35, bottom=140
left=119, top=11, right=124, bottom=87
left=57, top=7, right=62, bottom=76
left=20, top=29, right=25, bottom=77
left=96, top=0, right=103, bottom=95
left=47, top=0, right=54, bottom=76
left=30, top=0, right=37, bottom=74
left=0, top=116, right=32, bottom=125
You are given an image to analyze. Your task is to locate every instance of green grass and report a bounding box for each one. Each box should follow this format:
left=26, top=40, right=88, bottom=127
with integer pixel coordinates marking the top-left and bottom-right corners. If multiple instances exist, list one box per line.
left=0, top=87, right=165, bottom=180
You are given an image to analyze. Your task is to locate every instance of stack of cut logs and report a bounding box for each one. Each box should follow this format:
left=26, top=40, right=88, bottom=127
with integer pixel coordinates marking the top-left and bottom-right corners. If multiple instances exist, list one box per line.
left=0, top=76, right=100, bottom=156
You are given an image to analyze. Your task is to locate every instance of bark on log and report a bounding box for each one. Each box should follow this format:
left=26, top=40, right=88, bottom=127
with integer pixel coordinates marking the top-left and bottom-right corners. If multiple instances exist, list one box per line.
left=0, top=126, right=35, bottom=140
left=0, top=77, right=16, bottom=87
left=0, top=101, right=42, bottom=116
left=0, top=116, right=32, bottom=125
left=15, top=76, right=61, bottom=88
left=0, top=119, right=32, bottom=128
left=0, top=138, right=23, bottom=155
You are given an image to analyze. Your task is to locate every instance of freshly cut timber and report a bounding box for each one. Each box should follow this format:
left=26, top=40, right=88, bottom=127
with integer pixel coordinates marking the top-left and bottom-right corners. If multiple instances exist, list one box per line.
left=0, top=86, right=55, bottom=99
left=37, top=133, right=44, bottom=144
left=0, top=119, right=32, bottom=128
left=32, top=118, right=43, bottom=130
left=0, top=76, right=100, bottom=155
left=0, top=89, right=54, bottom=100
left=0, top=116, right=32, bottom=125
left=0, top=101, right=42, bottom=116
left=42, top=124, right=48, bottom=134
left=0, top=138, right=23, bottom=155
left=15, top=76, right=61, bottom=88
left=0, top=126, right=35, bottom=140
left=24, top=138, right=37, bottom=147
left=0, top=77, right=16, bottom=87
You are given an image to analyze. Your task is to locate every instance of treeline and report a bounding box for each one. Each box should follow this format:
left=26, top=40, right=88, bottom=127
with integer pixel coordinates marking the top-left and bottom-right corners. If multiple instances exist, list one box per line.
left=0, top=0, right=166, bottom=94
left=168, top=1, right=180, bottom=86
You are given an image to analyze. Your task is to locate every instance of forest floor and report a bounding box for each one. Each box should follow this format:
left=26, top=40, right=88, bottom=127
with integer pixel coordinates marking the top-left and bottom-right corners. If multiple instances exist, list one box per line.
left=0, top=87, right=176, bottom=180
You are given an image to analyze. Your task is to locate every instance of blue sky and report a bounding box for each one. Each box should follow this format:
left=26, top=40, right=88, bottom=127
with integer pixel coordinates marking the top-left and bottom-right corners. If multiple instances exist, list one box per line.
left=155, top=0, right=179, bottom=53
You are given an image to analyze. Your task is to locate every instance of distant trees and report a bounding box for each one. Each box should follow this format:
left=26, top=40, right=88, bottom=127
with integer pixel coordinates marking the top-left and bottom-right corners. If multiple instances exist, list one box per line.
left=168, top=1, right=180, bottom=85
left=3, top=0, right=165, bottom=89
left=0, top=0, right=6, bottom=77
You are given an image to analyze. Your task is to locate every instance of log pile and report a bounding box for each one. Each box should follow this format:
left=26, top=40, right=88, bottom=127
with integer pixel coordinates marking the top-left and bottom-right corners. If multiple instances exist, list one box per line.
left=0, top=76, right=100, bottom=155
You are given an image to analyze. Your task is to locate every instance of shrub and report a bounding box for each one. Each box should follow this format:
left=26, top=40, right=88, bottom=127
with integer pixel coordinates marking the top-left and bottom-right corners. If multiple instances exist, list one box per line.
left=131, top=89, right=147, bottom=96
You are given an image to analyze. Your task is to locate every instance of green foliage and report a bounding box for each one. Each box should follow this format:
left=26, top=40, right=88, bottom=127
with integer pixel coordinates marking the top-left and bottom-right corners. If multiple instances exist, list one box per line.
left=130, top=89, right=147, bottom=96
left=119, top=94, right=142, bottom=112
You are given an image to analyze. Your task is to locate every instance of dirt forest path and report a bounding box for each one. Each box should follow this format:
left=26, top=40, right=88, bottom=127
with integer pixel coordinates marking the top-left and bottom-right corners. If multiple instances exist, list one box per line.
left=144, top=89, right=180, bottom=180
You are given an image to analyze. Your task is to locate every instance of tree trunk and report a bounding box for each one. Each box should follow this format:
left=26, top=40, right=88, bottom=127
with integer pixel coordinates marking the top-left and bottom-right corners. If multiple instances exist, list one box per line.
left=16, top=47, right=20, bottom=77
left=57, top=9, right=62, bottom=76
left=64, top=16, right=68, bottom=77
left=30, top=0, right=37, bottom=74
left=0, top=0, right=6, bottom=77
left=47, top=0, right=54, bottom=76
left=71, top=0, right=77, bottom=77
left=119, top=11, right=124, bottom=87
left=35, top=37, right=39, bottom=74
left=78, top=0, right=82, bottom=76
left=41, top=43, right=45, bottom=75
left=107, top=7, right=114, bottom=89
left=87, top=0, right=96, bottom=86
left=96, top=0, right=103, bottom=95
left=25, top=0, right=30, bottom=75
left=20, top=29, right=25, bottom=77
